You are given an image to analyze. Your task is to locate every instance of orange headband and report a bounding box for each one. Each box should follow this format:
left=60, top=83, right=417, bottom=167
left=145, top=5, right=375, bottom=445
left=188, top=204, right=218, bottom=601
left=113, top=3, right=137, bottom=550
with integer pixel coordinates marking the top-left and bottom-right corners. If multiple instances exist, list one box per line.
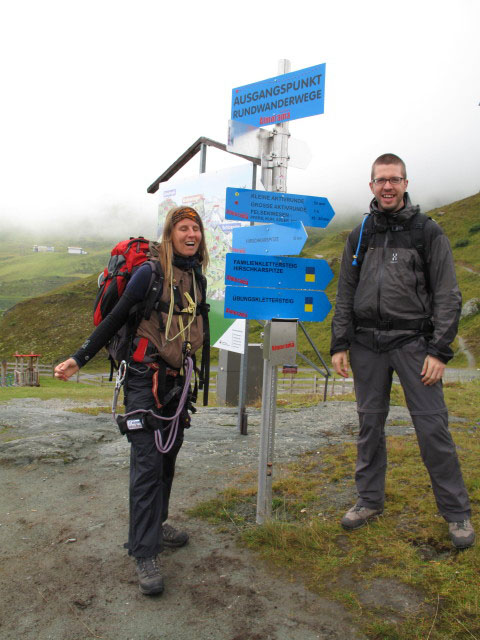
left=172, top=208, right=201, bottom=226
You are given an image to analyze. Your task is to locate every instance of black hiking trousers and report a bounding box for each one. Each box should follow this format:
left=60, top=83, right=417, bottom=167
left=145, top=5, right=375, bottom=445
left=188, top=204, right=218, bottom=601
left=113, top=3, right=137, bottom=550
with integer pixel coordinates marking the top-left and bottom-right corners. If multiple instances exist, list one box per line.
left=124, top=363, right=185, bottom=558
left=349, top=337, right=471, bottom=522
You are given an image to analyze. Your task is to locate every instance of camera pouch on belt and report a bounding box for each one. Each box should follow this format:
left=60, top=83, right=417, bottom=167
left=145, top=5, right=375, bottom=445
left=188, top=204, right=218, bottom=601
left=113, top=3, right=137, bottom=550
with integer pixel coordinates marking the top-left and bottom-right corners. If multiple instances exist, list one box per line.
left=116, top=414, right=146, bottom=435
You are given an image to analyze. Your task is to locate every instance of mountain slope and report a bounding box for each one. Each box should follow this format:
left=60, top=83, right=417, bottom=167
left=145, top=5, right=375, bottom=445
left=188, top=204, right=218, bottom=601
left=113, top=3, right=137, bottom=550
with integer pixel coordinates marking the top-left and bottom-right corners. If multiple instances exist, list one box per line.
left=0, top=274, right=110, bottom=368
left=0, top=235, right=112, bottom=313
left=0, top=193, right=479, bottom=368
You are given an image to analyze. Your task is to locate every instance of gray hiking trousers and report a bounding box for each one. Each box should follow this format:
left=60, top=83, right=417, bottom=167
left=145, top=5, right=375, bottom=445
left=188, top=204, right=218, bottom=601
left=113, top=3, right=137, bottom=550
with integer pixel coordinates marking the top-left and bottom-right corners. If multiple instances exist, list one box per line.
left=349, top=337, right=471, bottom=522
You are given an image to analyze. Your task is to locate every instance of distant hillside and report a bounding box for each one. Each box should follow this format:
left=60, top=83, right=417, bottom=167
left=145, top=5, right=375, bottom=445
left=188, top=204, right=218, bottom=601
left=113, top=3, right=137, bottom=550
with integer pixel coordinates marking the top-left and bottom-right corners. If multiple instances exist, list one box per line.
left=429, top=193, right=480, bottom=364
left=0, top=234, right=113, bottom=313
left=0, top=273, right=111, bottom=368
left=0, top=193, right=478, bottom=369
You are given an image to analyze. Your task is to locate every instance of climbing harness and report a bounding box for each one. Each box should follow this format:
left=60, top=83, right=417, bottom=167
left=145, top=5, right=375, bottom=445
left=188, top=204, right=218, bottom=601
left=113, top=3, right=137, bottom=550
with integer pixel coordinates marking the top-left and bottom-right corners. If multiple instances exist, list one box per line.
left=112, top=348, right=194, bottom=454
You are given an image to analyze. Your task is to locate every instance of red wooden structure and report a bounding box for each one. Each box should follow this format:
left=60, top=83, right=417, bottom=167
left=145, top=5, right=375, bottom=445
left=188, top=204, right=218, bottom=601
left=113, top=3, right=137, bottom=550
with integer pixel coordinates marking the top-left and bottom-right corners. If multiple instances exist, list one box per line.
left=12, top=353, right=41, bottom=386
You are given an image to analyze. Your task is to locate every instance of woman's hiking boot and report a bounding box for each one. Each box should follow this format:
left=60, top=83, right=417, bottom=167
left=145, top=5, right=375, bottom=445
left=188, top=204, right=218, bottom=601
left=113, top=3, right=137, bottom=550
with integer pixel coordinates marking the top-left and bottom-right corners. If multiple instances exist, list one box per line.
left=162, top=522, right=189, bottom=548
left=135, top=556, right=164, bottom=595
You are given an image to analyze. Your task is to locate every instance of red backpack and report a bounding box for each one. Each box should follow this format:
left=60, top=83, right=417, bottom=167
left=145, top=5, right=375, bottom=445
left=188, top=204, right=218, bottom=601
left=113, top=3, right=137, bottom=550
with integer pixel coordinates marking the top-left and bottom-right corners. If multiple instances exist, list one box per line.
left=93, top=237, right=164, bottom=375
left=94, top=237, right=159, bottom=326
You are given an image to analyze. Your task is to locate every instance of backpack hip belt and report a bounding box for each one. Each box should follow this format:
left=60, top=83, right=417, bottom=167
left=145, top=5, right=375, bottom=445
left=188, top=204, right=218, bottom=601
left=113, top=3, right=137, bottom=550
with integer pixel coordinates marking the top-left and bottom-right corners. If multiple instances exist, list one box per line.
left=354, top=317, right=433, bottom=331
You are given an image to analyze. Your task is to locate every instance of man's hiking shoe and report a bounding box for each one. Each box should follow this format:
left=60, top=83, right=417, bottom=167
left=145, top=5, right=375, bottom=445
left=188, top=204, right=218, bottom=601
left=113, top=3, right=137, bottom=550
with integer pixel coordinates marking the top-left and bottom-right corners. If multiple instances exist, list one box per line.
left=341, top=504, right=383, bottom=530
left=135, top=556, right=164, bottom=595
left=448, top=520, right=475, bottom=549
left=162, top=523, right=189, bottom=548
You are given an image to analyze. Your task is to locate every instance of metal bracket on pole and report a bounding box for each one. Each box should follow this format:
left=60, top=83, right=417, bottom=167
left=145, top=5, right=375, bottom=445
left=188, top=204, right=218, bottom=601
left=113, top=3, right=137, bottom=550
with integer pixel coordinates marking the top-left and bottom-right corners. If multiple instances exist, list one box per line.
left=256, top=59, right=291, bottom=524
left=297, top=320, right=332, bottom=401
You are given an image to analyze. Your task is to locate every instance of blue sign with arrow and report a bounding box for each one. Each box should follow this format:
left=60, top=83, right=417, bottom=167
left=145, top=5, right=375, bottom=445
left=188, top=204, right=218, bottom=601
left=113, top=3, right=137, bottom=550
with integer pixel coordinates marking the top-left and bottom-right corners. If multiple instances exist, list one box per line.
left=225, top=253, right=333, bottom=291
left=232, top=222, right=307, bottom=256
left=231, top=63, right=326, bottom=127
left=225, top=187, right=335, bottom=228
left=224, top=286, right=332, bottom=322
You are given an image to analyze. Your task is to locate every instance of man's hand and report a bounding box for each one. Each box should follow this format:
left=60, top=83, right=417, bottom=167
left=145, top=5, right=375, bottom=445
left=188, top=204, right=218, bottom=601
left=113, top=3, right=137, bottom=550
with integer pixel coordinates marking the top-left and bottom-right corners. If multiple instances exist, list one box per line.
left=332, top=351, right=349, bottom=378
left=421, top=355, right=445, bottom=386
left=54, top=358, right=79, bottom=381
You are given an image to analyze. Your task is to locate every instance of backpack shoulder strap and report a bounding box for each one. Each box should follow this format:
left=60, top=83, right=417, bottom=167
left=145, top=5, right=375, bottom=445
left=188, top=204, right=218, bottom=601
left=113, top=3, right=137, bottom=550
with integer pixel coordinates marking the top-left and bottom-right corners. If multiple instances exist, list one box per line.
left=410, top=212, right=430, bottom=265
left=410, top=211, right=431, bottom=292
left=352, top=213, right=375, bottom=267
left=143, top=260, right=165, bottom=320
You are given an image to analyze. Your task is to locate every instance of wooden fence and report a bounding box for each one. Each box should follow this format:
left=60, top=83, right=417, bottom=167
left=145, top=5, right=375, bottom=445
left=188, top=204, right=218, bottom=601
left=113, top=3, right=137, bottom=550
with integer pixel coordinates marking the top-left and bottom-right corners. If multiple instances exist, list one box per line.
left=278, top=374, right=353, bottom=397
left=2, top=360, right=478, bottom=395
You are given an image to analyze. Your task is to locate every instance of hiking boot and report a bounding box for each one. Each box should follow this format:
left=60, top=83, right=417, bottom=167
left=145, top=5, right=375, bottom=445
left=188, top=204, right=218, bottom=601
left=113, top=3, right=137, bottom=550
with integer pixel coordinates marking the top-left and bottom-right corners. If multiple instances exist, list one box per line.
left=448, top=520, right=475, bottom=549
left=135, top=556, right=164, bottom=595
left=341, top=504, right=383, bottom=530
left=162, top=522, right=189, bottom=548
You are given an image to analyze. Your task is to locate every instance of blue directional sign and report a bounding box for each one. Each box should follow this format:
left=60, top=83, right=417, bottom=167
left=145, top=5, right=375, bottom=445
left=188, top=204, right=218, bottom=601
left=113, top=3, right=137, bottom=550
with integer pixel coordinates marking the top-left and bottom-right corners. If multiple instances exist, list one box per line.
left=225, top=187, right=335, bottom=228
left=232, top=222, right=307, bottom=256
left=224, top=287, right=332, bottom=322
left=225, top=253, right=333, bottom=291
left=232, top=63, right=326, bottom=127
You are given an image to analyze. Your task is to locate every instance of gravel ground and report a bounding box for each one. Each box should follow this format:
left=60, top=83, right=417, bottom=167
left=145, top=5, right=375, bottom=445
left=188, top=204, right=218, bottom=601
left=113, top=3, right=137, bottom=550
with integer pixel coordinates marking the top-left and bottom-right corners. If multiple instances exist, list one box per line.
left=0, top=397, right=427, bottom=640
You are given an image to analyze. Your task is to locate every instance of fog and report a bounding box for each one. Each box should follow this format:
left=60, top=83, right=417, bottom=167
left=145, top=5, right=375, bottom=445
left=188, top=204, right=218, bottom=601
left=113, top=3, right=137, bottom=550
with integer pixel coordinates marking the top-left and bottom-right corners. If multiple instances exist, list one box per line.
left=1, top=0, right=479, bottom=238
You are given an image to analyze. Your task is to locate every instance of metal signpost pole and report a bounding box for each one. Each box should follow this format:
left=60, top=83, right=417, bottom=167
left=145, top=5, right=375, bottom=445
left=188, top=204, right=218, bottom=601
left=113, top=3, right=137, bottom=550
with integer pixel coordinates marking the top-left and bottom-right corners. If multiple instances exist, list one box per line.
left=199, top=143, right=207, bottom=174
left=256, top=59, right=291, bottom=524
left=237, top=164, right=257, bottom=435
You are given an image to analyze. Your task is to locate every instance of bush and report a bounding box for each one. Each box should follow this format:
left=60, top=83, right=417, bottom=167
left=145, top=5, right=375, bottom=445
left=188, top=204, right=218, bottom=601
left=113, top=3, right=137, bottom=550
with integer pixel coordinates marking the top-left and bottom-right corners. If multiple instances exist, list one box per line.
left=454, top=238, right=470, bottom=248
left=469, top=223, right=480, bottom=234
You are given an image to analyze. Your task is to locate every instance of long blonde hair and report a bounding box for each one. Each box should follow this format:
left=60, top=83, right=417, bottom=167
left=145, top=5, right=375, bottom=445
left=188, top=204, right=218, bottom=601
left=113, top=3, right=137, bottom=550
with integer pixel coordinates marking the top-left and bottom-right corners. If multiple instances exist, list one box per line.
left=157, top=206, right=209, bottom=283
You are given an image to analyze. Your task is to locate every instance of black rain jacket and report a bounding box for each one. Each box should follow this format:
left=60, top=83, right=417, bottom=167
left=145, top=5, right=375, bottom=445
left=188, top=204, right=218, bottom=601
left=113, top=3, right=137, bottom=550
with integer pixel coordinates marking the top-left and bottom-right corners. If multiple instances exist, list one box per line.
left=330, top=194, right=461, bottom=363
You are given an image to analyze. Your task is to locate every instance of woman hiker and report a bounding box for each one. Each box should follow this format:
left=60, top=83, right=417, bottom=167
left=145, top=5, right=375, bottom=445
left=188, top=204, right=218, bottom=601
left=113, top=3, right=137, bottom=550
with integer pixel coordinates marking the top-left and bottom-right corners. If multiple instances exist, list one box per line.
left=55, top=206, right=210, bottom=595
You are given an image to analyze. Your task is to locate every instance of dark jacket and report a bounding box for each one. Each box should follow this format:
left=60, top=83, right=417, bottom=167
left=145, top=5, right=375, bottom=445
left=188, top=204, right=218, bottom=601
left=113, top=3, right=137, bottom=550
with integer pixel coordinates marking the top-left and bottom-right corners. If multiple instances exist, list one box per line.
left=330, top=194, right=461, bottom=363
left=73, top=261, right=205, bottom=369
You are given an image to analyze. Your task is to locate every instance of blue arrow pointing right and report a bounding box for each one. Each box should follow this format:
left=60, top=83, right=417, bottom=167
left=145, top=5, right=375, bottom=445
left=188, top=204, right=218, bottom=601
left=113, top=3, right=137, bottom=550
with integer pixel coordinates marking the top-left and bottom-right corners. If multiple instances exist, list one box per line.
left=232, top=222, right=307, bottom=256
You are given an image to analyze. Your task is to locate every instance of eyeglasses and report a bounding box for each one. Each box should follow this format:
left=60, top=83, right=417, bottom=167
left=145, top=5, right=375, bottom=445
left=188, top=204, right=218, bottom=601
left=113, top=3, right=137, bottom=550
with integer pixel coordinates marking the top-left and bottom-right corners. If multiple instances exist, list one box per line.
left=372, top=177, right=405, bottom=186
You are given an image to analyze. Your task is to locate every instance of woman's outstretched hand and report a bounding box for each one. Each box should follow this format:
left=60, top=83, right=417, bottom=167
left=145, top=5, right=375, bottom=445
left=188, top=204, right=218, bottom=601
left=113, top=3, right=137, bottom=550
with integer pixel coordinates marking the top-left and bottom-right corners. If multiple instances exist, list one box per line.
left=54, top=358, right=79, bottom=381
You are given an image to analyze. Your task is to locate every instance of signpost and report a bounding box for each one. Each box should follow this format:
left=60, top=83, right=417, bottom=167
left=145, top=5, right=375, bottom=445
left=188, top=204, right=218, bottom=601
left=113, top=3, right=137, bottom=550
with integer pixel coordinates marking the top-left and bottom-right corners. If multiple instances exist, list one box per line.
left=226, top=187, right=335, bottom=228
left=225, top=59, right=333, bottom=524
left=231, top=63, right=326, bottom=127
left=224, top=286, right=331, bottom=322
left=225, top=254, right=333, bottom=290
left=231, top=221, right=307, bottom=256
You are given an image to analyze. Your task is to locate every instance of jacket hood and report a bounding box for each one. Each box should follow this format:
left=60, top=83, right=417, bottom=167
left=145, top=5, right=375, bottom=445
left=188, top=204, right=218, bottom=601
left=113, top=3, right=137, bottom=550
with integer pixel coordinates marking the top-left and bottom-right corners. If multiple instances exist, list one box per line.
left=369, top=193, right=420, bottom=229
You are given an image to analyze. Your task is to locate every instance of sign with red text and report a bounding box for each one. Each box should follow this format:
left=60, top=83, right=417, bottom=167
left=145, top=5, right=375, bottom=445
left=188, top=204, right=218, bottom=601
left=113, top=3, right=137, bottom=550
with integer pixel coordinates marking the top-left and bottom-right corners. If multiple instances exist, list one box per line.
left=231, top=63, right=326, bottom=127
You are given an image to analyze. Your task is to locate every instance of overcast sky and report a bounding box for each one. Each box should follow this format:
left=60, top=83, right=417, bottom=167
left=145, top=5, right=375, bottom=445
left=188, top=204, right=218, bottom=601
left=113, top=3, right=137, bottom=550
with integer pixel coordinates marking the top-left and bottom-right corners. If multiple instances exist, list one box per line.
left=1, top=0, right=479, bottom=235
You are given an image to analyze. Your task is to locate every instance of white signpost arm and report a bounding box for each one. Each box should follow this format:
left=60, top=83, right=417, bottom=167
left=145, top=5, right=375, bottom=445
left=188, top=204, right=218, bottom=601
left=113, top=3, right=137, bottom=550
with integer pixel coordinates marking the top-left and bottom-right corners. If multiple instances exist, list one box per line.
left=256, top=59, right=291, bottom=524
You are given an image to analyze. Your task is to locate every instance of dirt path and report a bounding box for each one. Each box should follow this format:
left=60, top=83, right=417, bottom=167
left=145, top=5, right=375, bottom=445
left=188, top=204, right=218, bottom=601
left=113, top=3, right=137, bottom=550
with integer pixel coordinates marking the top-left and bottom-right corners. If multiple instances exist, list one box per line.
left=0, top=398, right=418, bottom=640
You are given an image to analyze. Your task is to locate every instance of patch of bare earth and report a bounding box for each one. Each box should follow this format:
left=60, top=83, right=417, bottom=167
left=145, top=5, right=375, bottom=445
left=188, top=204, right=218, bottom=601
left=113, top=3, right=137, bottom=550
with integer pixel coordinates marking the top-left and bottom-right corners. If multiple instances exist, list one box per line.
left=0, top=398, right=427, bottom=639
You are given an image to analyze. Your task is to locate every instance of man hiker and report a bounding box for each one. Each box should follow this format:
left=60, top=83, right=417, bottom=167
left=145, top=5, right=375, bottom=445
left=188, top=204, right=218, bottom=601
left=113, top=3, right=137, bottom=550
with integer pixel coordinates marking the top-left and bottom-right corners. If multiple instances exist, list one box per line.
left=330, top=153, right=474, bottom=549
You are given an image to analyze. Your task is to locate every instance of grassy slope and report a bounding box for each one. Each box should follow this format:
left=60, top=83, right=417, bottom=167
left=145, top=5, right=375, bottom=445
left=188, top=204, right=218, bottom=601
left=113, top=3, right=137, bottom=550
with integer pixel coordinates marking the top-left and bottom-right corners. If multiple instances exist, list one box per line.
left=0, top=193, right=479, bottom=366
left=0, top=235, right=112, bottom=313
left=0, top=273, right=111, bottom=368
left=429, top=194, right=480, bottom=362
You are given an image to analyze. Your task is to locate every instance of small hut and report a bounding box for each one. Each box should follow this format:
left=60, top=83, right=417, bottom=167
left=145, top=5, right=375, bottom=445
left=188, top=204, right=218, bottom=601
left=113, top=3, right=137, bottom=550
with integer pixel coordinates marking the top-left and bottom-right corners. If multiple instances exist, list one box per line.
left=13, top=353, right=41, bottom=386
